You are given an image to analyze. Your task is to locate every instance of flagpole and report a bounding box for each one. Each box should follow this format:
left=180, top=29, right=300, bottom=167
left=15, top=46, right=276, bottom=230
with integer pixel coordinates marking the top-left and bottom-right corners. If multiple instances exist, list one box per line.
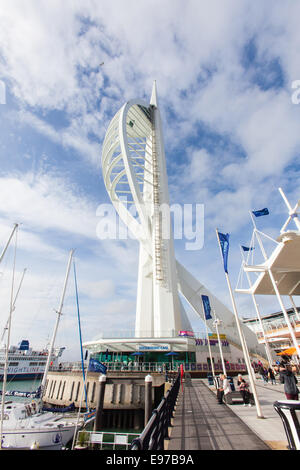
left=216, top=229, right=264, bottom=419
left=200, top=299, right=216, bottom=381
left=240, top=246, right=273, bottom=368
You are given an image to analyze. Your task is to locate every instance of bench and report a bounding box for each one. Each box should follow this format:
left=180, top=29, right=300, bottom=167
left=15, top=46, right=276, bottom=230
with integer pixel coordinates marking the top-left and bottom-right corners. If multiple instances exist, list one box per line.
left=224, top=391, right=254, bottom=405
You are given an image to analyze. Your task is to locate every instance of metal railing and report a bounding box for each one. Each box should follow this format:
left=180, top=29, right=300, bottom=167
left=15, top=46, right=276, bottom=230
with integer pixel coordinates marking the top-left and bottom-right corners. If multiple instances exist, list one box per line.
left=74, top=431, right=140, bottom=450
left=274, top=401, right=300, bottom=450
left=130, top=372, right=181, bottom=450
left=52, top=361, right=247, bottom=374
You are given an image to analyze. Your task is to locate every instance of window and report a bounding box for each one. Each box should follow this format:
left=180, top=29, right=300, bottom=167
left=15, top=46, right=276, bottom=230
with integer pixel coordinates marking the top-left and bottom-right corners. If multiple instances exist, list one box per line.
left=60, top=381, right=66, bottom=400
left=70, top=382, right=75, bottom=401
left=75, top=382, right=80, bottom=401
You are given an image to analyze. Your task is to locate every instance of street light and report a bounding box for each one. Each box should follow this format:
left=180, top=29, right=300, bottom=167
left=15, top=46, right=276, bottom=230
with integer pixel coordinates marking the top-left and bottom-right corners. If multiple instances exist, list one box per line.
left=212, top=315, right=226, bottom=376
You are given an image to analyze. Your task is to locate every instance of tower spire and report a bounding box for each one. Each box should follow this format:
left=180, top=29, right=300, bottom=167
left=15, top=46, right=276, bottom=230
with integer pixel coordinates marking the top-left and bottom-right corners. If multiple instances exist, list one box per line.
left=150, top=80, right=158, bottom=107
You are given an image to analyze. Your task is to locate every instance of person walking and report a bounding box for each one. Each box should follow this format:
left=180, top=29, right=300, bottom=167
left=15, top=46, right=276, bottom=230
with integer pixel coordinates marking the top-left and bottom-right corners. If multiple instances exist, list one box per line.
left=217, top=374, right=231, bottom=404
left=280, top=365, right=299, bottom=400
left=268, top=367, right=276, bottom=385
left=258, top=364, right=268, bottom=384
left=237, top=374, right=252, bottom=407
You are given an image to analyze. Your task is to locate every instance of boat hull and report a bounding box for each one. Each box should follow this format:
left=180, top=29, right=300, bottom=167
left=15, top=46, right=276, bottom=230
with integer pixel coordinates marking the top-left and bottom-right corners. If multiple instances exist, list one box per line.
left=1, top=425, right=76, bottom=450
left=0, top=373, right=44, bottom=381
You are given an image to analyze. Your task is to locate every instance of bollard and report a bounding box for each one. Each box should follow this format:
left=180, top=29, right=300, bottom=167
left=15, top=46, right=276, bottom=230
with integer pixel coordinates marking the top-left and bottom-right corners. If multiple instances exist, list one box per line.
left=94, top=374, right=106, bottom=432
left=144, top=374, right=153, bottom=427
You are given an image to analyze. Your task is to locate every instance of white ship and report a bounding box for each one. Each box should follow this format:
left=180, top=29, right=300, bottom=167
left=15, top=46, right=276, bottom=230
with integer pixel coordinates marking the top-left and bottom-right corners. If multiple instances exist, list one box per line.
left=0, top=340, right=65, bottom=381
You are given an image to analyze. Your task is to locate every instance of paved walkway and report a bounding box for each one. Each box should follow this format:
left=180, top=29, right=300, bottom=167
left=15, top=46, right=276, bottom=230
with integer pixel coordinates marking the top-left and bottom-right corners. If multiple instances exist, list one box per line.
left=167, top=377, right=290, bottom=451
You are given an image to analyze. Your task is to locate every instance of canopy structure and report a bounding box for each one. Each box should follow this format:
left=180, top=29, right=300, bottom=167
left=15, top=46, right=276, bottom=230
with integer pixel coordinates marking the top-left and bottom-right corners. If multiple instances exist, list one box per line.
left=235, top=191, right=300, bottom=360
left=277, top=347, right=296, bottom=356
left=236, top=231, right=300, bottom=296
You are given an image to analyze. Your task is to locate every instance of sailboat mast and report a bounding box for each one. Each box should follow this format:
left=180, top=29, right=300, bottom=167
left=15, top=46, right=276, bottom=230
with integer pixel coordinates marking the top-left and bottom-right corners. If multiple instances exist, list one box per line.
left=0, top=224, right=18, bottom=265
left=40, top=249, right=74, bottom=394
left=1, top=268, right=27, bottom=344
left=0, top=225, right=18, bottom=449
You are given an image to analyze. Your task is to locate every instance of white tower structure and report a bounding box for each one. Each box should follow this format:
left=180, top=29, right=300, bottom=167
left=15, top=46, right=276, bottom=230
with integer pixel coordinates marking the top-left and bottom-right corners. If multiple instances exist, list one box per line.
left=87, top=82, right=267, bottom=360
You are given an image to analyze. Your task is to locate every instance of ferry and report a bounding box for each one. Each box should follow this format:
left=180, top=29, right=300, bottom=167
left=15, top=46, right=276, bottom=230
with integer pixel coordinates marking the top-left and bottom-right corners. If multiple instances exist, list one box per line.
left=0, top=340, right=65, bottom=381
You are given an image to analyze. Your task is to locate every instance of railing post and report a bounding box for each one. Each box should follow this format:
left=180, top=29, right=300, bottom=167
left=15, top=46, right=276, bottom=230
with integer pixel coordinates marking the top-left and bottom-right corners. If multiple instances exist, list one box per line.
left=144, top=374, right=153, bottom=427
left=94, top=374, right=106, bottom=432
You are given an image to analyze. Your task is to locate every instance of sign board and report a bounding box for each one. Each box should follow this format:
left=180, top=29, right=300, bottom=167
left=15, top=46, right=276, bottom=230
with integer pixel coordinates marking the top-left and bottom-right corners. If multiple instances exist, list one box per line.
left=208, top=333, right=227, bottom=340
left=137, top=344, right=170, bottom=352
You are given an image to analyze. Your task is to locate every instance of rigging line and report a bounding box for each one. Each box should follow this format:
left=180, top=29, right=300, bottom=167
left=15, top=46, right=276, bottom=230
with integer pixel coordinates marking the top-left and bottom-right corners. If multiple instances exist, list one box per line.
left=73, top=259, right=88, bottom=411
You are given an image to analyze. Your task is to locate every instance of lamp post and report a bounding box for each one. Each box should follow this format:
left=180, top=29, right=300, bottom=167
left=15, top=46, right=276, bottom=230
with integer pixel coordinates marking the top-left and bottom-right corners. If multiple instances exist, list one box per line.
left=212, top=315, right=226, bottom=376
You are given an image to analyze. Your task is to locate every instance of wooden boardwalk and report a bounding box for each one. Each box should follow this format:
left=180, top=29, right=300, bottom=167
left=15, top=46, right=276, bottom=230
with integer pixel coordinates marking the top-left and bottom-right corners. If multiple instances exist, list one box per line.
left=167, top=379, right=270, bottom=451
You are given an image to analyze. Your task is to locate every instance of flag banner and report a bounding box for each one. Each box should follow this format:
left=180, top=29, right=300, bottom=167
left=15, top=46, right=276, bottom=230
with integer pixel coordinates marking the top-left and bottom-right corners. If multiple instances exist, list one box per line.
left=88, top=358, right=107, bottom=374
left=252, top=208, right=269, bottom=217
left=201, top=294, right=212, bottom=320
left=84, top=410, right=96, bottom=423
left=241, top=246, right=254, bottom=251
left=217, top=231, right=229, bottom=273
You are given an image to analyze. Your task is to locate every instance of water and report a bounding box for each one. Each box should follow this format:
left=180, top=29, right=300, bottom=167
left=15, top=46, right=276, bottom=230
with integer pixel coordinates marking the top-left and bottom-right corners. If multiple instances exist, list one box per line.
left=0, top=378, right=42, bottom=402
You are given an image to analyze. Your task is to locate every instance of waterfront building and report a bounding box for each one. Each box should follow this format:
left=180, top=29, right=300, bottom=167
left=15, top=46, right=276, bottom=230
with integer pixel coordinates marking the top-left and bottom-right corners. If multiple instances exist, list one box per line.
left=243, top=307, right=300, bottom=362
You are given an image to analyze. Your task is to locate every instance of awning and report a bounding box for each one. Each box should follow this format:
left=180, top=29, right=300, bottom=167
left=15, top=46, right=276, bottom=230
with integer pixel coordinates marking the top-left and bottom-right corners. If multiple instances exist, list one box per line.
left=277, top=347, right=297, bottom=356
left=235, top=231, right=300, bottom=296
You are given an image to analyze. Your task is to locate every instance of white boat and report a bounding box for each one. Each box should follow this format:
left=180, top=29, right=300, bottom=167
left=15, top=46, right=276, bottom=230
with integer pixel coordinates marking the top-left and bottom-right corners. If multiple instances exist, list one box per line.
left=0, top=340, right=65, bottom=381
left=0, top=245, right=83, bottom=450
left=0, top=400, right=81, bottom=450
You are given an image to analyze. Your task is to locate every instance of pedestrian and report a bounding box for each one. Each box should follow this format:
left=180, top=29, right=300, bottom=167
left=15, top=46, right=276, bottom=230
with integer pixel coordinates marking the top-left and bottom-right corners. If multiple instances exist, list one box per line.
left=268, top=367, right=276, bottom=385
left=237, top=374, right=252, bottom=407
left=217, top=374, right=231, bottom=404
left=280, top=365, right=299, bottom=400
left=258, top=364, right=268, bottom=384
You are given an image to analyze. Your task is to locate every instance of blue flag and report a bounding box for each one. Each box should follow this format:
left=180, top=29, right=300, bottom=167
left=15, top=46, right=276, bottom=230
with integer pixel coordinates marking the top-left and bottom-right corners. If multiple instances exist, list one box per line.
left=88, top=358, right=107, bottom=374
left=201, top=295, right=212, bottom=320
left=218, top=232, right=229, bottom=273
left=241, top=246, right=254, bottom=252
left=252, top=208, right=269, bottom=217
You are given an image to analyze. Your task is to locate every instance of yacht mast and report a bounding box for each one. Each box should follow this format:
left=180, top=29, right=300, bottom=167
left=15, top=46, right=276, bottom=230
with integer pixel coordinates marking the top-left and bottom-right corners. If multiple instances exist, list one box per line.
left=0, top=225, right=18, bottom=449
left=40, top=249, right=74, bottom=395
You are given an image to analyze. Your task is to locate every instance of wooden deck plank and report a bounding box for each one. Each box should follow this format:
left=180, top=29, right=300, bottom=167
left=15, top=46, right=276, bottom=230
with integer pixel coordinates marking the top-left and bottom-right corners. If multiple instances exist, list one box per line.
left=167, top=380, right=270, bottom=451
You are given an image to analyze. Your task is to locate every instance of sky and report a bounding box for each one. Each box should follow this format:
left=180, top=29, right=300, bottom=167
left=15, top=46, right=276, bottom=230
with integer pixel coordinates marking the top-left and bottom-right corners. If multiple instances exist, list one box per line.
left=0, top=0, right=299, bottom=361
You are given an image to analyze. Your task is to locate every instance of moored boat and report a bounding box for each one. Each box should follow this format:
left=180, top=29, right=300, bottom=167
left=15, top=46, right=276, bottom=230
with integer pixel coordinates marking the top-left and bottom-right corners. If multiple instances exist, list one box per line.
left=0, top=340, right=65, bottom=381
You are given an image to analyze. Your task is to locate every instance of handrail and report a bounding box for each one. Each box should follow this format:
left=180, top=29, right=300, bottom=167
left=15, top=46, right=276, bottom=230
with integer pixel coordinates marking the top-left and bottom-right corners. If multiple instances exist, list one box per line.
left=130, top=372, right=180, bottom=450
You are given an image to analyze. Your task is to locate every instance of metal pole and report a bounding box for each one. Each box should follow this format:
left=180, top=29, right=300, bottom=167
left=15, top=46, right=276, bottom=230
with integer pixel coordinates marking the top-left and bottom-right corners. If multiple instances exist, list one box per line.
left=254, top=229, right=300, bottom=360
left=0, top=224, right=18, bottom=265
left=94, top=374, right=106, bottom=432
left=144, top=374, right=153, bottom=426
left=1, top=268, right=27, bottom=343
left=202, top=307, right=216, bottom=381
left=0, top=225, right=18, bottom=449
left=289, top=295, right=300, bottom=322
left=213, top=315, right=226, bottom=376
left=41, top=249, right=74, bottom=394
left=73, top=259, right=88, bottom=410
left=216, top=229, right=264, bottom=419
left=240, top=246, right=273, bottom=368
left=278, top=187, right=300, bottom=232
